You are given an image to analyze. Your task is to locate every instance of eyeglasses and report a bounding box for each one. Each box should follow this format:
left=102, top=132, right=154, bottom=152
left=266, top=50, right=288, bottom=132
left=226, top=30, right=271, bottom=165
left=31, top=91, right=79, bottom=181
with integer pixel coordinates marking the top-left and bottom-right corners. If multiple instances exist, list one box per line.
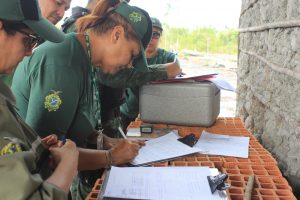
left=16, top=29, right=41, bottom=51
left=152, top=31, right=161, bottom=39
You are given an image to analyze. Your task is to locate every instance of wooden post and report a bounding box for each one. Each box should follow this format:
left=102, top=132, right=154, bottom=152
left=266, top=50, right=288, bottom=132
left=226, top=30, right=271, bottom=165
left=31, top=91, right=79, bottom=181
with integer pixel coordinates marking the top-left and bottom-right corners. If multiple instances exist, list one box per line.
left=243, top=175, right=255, bottom=200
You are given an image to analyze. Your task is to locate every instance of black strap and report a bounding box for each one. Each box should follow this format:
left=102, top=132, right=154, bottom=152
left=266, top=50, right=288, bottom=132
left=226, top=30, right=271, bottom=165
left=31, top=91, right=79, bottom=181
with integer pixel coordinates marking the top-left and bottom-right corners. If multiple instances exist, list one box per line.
left=61, top=17, right=77, bottom=33
left=61, top=7, right=90, bottom=33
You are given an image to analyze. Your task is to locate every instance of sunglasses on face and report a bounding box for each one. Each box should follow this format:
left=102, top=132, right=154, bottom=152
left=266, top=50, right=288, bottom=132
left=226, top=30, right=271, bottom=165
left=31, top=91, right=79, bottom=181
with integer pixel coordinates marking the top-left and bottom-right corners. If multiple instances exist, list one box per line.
left=16, top=29, right=41, bottom=51
left=152, top=31, right=161, bottom=39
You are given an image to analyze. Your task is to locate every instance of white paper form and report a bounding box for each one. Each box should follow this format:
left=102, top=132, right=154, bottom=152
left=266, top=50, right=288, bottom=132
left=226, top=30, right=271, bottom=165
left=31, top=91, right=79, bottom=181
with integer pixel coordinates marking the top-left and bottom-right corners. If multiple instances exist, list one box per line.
left=131, top=131, right=200, bottom=166
left=103, top=166, right=227, bottom=200
left=195, top=131, right=250, bottom=158
left=207, top=76, right=236, bottom=92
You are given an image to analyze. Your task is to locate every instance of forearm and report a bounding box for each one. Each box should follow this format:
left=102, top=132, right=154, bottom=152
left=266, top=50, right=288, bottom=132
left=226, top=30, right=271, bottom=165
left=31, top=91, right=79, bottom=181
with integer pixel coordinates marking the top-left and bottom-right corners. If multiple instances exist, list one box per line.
left=77, top=148, right=108, bottom=170
left=99, top=66, right=168, bottom=88
left=125, top=69, right=168, bottom=87
left=103, top=134, right=122, bottom=149
left=46, top=157, right=78, bottom=194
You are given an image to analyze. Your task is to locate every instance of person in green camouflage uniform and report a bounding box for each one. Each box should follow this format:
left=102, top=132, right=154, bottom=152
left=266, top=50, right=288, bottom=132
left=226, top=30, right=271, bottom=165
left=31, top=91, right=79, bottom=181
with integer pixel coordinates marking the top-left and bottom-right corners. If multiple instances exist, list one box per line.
left=119, top=17, right=180, bottom=129
left=13, top=1, right=158, bottom=199
left=62, top=2, right=127, bottom=140
left=0, top=0, right=78, bottom=199
left=0, top=0, right=71, bottom=86
left=60, top=2, right=181, bottom=199
left=62, top=0, right=182, bottom=138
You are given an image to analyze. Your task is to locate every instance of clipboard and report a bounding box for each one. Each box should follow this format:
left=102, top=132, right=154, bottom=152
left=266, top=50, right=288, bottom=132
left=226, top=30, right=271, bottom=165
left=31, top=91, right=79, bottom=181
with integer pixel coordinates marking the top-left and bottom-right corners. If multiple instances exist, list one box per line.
left=97, top=167, right=228, bottom=200
left=98, top=169, right=143, bottom=200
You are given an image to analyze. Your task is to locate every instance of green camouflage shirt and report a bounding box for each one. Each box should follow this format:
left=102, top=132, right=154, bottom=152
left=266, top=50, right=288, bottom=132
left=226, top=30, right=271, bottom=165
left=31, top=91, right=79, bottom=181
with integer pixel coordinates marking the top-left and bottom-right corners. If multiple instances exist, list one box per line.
left=62, top=7, right=170, bottom=135
left=0, top=80, right=67, bottom=200
left=11, top=33, right=97, bottom=147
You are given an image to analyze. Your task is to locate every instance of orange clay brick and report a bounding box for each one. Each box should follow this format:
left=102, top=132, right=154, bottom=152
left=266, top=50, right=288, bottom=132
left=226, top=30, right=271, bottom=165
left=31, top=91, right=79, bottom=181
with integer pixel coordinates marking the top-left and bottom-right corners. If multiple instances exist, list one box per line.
left=227, top=188, right=296, bottom=200
left=170, top=160, right=216, bottom=168
left=170, top=160, right=188, bottom=166
left=222, top=153, right=277, bottom=165
left=86, top=118, right=297, bottom=200
left=228, top=194, right=261, bottom=200
left=153, top=124, right=168, bottom=129
left=151, top=161, right=169, bottom=167
left=225, top=175, right=293, bottom=197
left=127, top=121, right=142, bottom=128
left=85, top=191, right=98, bottom=200
left=184, top=161, right=201, bottom=166
left=92, top=179, right=103, bottom=192
left=223, top=165, right=282, bottom=178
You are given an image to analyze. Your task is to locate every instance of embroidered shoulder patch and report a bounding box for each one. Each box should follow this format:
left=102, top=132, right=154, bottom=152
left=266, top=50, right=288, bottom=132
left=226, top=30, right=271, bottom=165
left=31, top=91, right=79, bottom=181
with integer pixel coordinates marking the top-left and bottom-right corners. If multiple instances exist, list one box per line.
left=0, top=143, right=22, bottom=156
left=129, top=12, right=142, bottom=23
left=44, top=90, right=62, bottom=112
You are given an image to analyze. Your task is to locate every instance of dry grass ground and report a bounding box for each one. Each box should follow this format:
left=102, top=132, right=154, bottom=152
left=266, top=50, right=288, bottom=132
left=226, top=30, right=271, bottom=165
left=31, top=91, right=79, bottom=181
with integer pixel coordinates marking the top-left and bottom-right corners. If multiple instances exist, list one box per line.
left=179, top=53, right=237, bottom=117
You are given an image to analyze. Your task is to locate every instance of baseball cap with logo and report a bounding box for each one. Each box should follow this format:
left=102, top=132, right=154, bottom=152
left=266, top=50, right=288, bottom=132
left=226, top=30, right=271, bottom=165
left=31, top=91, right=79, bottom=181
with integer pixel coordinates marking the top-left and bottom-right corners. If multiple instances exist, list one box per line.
left=114, top=2, right=152, bottom=72
left=151, top=17, right=163, bottom=31
left=0, top=0, right=65, bottom=43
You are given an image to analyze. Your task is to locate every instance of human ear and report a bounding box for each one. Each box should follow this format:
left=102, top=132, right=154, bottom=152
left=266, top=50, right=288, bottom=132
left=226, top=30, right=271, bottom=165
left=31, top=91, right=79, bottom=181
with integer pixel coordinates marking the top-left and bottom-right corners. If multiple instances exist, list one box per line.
left=111, top=25, right=125, bottom=44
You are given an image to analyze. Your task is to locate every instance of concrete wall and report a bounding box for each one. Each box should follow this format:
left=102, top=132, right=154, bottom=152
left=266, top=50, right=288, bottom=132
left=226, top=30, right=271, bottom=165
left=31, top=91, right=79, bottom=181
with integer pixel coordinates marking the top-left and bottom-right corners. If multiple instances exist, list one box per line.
left=238, top=0, right=300, bottom=194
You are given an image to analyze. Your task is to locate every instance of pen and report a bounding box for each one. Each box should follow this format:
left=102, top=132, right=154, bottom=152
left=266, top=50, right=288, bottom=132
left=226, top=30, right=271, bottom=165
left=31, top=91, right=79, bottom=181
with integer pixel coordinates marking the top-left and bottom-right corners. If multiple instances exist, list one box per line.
left=173, top=53, right=182, bottom=78
left=173, top=54, right=177, bottom=63
left=60, top=135, right=66, bottom=145
left=118, top=126, right=128, bottom=139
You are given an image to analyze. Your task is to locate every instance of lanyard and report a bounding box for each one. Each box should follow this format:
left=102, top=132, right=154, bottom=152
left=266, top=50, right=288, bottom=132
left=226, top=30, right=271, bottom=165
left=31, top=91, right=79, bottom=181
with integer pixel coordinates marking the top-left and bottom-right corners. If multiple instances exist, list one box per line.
left=83, top=32, right=102, bottom=130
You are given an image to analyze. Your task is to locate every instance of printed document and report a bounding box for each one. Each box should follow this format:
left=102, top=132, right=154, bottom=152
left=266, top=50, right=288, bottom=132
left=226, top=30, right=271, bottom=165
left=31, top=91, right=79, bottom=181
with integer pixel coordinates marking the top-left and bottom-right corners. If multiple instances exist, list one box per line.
left=195, top=131, right=249, bottom=158
left=131, top=131, right=200, bottom=166
left=102, top=166, right=227, bottom=200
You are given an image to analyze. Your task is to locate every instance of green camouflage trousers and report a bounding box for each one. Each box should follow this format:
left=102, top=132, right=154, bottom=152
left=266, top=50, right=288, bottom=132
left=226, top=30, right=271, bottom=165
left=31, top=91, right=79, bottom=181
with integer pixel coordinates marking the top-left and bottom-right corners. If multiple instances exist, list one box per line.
left=102, top=115, right=122, bottom=138
left=70, top=168, right=105, bottom=200
left=70, top=176, right=91, bottom=200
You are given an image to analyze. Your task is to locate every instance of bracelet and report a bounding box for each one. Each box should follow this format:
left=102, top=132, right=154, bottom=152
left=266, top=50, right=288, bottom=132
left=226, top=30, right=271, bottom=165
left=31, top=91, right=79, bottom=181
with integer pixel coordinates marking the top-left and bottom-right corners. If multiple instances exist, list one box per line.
left=108, top=150, right=113, bottom=166
left=105, top=150, right=113, bottom=168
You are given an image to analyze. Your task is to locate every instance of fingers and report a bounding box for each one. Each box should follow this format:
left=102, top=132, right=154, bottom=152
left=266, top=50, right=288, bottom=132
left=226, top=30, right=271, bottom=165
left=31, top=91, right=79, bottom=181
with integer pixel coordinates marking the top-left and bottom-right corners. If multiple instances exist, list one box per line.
left=47, top=134, right=58, bottom=145
left=41, top=134, right=58, bottom=146
left=62, top=139, right=77, bottom=149
left=137, top=140, right=146, bottom=146
left=127, top=142, right=142, bottom=158
left=130, top=140, right=146, bottom=147
left=121, top=140, right=140, bottom=150
left=165, top=62, right=183, bottom=78
left=131, top=142, right=141, bottom=151
left=125, top=142, right=139, bottom=159
left=56, top=140, right=64, bottom=148
left=49, top=139, right=76, bottom=151
left=111, top=140, right=143, bottom=165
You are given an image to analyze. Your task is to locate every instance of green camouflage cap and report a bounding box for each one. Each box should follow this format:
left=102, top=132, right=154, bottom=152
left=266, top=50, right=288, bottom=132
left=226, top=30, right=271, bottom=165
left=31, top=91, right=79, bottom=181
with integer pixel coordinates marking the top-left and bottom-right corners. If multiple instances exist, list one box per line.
left=151, top=17, right=163, bottom=31
left=0, top=0, right=65, bottom=43
left=115, top=2, right=152, bottom=72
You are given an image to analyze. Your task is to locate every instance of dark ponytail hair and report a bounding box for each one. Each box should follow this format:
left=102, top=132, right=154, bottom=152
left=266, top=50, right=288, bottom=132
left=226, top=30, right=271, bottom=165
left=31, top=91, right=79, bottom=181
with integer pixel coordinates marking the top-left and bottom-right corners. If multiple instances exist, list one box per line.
left=76, top=0, right=138, bottom=41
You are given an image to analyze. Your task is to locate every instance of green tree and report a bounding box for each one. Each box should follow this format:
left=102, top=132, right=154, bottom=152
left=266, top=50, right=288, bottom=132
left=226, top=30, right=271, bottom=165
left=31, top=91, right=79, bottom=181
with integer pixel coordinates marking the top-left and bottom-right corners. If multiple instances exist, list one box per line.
left=160, top=26, right=238, bottom=55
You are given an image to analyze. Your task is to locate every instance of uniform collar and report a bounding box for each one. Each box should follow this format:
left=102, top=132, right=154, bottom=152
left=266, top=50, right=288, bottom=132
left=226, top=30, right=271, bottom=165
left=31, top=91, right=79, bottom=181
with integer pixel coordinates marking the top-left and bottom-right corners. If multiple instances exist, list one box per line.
left=0, top=80, right=16, bottom=104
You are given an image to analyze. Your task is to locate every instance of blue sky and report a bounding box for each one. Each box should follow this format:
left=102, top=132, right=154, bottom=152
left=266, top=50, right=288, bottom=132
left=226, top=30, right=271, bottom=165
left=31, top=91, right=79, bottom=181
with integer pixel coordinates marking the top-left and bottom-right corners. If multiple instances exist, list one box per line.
left=66, top=0, right=241, bottom=30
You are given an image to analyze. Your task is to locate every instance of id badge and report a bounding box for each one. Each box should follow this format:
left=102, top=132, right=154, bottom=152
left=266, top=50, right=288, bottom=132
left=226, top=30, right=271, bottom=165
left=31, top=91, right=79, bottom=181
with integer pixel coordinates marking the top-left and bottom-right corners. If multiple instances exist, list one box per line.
left=96, top=129, right=104, bottom=150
